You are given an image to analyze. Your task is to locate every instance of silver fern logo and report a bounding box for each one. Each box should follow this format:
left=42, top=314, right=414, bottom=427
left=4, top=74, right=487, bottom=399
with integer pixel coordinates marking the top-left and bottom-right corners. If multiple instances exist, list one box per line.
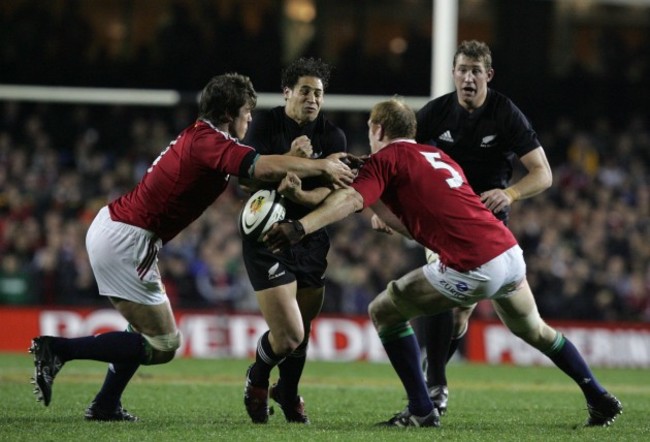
left=267, top=262, right=285, bottom=280
left=480, top=134, right=497, bottom=148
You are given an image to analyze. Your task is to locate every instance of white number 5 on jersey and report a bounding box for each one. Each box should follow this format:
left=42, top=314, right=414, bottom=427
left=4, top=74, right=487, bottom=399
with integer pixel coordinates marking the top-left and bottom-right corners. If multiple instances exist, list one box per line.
left=420, top=151, right=464, bottom=188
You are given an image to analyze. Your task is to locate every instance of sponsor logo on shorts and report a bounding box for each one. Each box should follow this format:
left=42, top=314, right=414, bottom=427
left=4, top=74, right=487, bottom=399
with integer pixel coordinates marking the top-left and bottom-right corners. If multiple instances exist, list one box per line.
left=439, top=279, right=471, bottom=301
left=268, top=262, right=285, bottom=280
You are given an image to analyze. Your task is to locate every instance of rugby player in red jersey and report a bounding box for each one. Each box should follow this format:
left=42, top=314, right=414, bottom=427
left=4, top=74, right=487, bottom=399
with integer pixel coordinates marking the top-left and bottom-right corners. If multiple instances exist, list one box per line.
left=29, top=73, right=354, bottom=421
left=413, top=40, right=552, bottom=415
left=265, top=98, right=622, bottom=429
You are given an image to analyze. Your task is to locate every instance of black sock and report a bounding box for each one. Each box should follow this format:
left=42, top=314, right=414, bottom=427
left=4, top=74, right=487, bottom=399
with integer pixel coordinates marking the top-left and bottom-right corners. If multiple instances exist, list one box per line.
left=51, top=332, right=147, bottom=364
left=380, top=323, right=433, bottom=417
left=447, top=323, right=468, bottom=362
left=545, top=333, right=607, bottom=403
left=92, top=361, right=140, bottom=410
left=276, top=341, right=307, bottom=402
left=422, top=311, right=453, bottom=387
left=249, top=331, right=285, bottom=388
left=447, top=336, right=462, bottom=363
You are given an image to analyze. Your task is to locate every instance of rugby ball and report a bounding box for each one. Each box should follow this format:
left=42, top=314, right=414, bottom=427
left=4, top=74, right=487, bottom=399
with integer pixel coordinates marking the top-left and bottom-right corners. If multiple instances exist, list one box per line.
left=239, top=189, right=286, bottom=242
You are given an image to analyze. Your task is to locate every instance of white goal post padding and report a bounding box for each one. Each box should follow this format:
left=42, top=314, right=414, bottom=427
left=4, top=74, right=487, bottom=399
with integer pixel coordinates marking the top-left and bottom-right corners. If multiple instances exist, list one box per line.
left=0, top=84, right=430, bottom=111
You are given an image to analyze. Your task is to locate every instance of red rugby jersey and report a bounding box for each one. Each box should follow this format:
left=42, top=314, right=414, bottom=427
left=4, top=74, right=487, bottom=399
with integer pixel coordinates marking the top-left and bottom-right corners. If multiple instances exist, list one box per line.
left=352, top=140, right=518, bottom=271
left=109, top=120, right=256, bottom=243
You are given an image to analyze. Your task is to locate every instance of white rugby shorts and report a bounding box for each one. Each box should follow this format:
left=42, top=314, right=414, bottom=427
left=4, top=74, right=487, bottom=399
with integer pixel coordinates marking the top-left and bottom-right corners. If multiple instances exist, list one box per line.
left=86, top=206, right=167, bottom=305
left=422, top=245, right=526, bottom=306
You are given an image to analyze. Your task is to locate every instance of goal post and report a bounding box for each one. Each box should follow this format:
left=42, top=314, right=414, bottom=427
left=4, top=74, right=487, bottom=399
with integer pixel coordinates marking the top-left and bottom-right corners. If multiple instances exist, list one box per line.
left=0, top=84, right=430, bottom=111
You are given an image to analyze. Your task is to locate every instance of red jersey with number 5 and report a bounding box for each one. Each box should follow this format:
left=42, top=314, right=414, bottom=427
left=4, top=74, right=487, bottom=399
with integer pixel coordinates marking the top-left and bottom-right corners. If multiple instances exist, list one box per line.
left=108, top=120, right=257, bottom=243
left=351, top=140, right=517, bottom=271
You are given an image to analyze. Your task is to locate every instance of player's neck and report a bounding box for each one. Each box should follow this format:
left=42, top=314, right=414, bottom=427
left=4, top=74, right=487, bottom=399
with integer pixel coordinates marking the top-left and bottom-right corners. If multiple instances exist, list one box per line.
left=458, top=90, right=488, bottom=113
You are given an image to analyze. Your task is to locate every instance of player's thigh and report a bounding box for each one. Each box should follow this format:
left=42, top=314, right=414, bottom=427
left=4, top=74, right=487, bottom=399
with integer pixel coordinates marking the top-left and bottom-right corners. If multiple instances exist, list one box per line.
left=87, top=207, right=167, bottom=306
left=379, top=267, right=459, bottom=321
left=491, top=279, right=536, bottom=321
left=110, top=297, right=177, bottom=336
left=296, top=286, right=324, bottom=325
left=368, top=289, right=408, bottom=328
left=491, top=279, right=554, bottom=342
left=256, top=282, right=304, bottom=336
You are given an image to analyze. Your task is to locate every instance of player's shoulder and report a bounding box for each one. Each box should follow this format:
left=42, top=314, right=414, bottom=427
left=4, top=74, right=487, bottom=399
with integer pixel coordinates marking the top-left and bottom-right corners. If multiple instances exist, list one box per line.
left=249, top=106, right=281, bottom=128
left=486, top=89, right=521, bottom=113
left=375, top=140, right=417, bottom=161
left=486, top=89, right=533, bottom=127
left=191, top=120, right=233, bottom=145
left=419, top=92, right=456, bottom=114
left=323, top=116, right=346, bottom=138
left=267, top=106, right=286, bottom=120
left=313, top=112, right=346, bottom=148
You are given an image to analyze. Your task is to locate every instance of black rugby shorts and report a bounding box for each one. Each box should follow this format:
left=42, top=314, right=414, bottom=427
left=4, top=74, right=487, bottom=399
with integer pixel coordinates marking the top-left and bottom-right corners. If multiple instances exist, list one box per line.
left=242, top=230, right=329, bottom=291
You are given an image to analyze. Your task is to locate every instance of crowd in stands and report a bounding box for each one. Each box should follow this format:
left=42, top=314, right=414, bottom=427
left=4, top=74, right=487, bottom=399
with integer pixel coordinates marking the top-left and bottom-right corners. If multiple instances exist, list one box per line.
left=0, top=101, right=648, bottom=323
left=3, top=0, right=650, bottom=124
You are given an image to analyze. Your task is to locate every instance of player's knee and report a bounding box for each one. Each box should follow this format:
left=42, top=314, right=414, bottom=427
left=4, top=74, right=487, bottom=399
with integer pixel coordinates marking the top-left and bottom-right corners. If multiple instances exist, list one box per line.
left=452, top=318, right=469, bottom=339
left=273, top=329, right=305, bottom=355
left=141, top=330, right=182, bottom=365
left=290, top=340, right=308, bottom=358
left=369, top=282, right=402, bottom=329
left=368, top=299, right=377, bottom=325
left=505, top=311, right=548, bottom=347
left=283, top=334, right=304, bottom=354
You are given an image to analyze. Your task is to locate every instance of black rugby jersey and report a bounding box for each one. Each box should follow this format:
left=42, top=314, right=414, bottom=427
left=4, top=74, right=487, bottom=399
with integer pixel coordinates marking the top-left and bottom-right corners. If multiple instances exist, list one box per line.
left=242, top=106, right=347, bottom=220
left=415, top=89, right=540, bottom=196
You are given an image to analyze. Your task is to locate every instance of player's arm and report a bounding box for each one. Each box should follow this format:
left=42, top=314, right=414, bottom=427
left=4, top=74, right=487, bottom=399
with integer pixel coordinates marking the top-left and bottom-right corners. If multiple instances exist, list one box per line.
left=370, top=214, right=393, bottom=234
left=302, top=187, right=363, bottom=233
left=285, top=135, right=313, bottom=158
left=277, top=172, right=333, bottom=208
left=507, top=146, right=553, bottom=199
left=369, top=201, right=412, bottom=239
left=251, top=154, right=354, bottom=188
left=277, top=151, right=368, bottom=208
left=264, top=187, right=363, bottom=251
left=480, top=146, right=552, bottom=213
left=238, top=136, right=316, bottom=193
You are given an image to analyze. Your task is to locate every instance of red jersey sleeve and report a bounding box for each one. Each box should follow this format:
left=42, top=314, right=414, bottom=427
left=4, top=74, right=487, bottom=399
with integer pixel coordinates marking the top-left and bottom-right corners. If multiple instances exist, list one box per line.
left=109, top=121, right=256, bottom=243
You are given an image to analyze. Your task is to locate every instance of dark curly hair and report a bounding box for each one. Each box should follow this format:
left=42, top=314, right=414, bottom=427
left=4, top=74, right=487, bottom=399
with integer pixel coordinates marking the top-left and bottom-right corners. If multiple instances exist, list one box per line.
left=281, top=57, right=332, bottom=90
left=198, top=73, right=257, bottom=124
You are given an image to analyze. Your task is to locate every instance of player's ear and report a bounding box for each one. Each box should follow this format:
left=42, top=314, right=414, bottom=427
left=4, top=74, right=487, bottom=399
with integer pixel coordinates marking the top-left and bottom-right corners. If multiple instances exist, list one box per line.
left=282, top=87, right=291, bottom=100
left=377, top=124, right=386, bottom=141
left=486, top=68, right=495, bottom=83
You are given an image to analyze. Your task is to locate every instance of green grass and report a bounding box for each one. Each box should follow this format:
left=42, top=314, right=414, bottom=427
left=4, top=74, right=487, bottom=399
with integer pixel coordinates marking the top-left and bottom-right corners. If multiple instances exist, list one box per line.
left=1, top=353, right=648, bottom=441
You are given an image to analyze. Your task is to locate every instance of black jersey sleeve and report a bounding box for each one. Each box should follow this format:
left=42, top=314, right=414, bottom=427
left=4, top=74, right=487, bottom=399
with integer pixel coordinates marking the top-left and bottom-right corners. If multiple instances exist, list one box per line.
left=500, top=98, right=541, bottom=158
left=324, top=121, right=347, bottom=154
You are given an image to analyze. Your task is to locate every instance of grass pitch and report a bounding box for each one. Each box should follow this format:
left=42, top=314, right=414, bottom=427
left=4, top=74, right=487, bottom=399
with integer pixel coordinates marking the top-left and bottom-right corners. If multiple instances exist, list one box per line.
left=1, top=352, right=648, bottom=441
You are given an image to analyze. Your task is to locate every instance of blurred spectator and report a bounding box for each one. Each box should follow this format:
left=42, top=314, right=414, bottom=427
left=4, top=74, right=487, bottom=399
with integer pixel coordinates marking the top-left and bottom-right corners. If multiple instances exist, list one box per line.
left=0, top=253, right=34, bottom=305
left=0, top=100, right=648, bottom=323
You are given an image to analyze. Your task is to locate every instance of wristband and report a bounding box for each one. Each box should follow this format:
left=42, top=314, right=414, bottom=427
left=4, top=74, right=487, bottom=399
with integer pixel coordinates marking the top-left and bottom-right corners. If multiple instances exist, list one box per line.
left=292, top=219, right=306, bottom=237
left=503, top=187, right=520, bottom=202
left=278, top=219, right=306, bottom=242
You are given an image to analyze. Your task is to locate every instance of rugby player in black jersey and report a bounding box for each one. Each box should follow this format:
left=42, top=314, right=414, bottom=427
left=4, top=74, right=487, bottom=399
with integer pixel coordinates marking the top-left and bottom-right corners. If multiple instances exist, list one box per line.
left=240, top=57, right=348, bottom=424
